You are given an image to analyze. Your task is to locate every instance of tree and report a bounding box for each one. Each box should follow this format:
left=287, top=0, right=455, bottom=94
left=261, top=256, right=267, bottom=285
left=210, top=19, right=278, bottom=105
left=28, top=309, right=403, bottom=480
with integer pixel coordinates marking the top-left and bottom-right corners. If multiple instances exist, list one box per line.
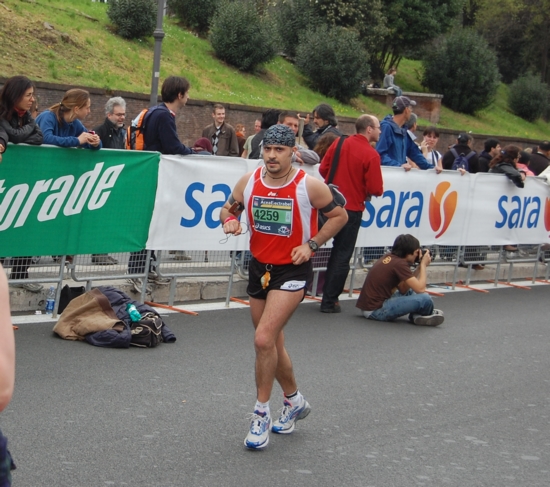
left=107, top=0, right=157, bottom=40
left=310, top=0, right=388, bottom=57
left=369, top=0, right=464, bottom=79
left=422, top=28, right=500, bottom=114
left=295, top=24, right=370, bottom=102
left=167, top=0, right=219, bottom=36
left=475, top=0, right=550, bottom=83
left=272, top=0, right=320, bottom=59
left=210, top=0, right=276, bottom=72
left=508, top=73, right=550, bottom=122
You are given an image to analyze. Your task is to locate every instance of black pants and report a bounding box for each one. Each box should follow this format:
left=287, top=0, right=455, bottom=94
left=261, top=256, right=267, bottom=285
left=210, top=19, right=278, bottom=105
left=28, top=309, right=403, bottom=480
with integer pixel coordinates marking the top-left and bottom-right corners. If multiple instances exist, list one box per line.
left=321, top=210, right=363, bottom=308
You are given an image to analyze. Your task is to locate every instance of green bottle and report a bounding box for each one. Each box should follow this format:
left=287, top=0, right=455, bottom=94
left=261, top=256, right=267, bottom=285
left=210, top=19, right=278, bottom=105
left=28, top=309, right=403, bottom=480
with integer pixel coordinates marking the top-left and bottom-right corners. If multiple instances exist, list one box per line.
left=126, top=303, right=142, bottom=322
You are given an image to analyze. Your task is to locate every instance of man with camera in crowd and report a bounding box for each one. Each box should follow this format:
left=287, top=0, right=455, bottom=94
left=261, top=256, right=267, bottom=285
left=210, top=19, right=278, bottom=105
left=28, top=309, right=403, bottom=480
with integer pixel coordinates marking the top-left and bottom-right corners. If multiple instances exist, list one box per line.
left=356, top=234, right=444, bottom=326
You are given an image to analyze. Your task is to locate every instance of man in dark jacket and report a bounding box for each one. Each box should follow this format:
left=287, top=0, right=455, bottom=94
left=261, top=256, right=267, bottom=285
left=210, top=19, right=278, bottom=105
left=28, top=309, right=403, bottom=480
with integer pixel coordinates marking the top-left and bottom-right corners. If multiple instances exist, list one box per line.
left=94, top=97, right=127, bottom=150
left=477, top=138, right=501, bottom=172
left=528, top=141, right=550, bottom=175
left=92, top=97, right=127, bottom=265
left=301, top=103, right=342, bottom=150
left=441, top=133, right=480, bottom=173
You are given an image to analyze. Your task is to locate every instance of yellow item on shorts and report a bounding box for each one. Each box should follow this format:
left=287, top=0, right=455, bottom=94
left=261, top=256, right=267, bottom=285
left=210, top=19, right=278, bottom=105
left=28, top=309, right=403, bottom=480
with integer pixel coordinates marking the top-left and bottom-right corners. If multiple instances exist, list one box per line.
left=261, top=271, right=271, bottom=290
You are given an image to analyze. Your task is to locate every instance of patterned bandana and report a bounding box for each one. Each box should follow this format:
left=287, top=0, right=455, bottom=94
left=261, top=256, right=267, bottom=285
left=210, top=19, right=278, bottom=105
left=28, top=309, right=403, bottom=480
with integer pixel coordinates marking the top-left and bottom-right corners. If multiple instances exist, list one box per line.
left=263, top=124, right=295, bottom=148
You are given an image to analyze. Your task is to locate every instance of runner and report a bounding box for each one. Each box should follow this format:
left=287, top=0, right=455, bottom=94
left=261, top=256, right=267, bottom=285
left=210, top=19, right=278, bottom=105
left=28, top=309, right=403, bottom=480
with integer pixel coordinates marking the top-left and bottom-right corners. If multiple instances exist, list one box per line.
left=220, top=124, right=348, bottom=449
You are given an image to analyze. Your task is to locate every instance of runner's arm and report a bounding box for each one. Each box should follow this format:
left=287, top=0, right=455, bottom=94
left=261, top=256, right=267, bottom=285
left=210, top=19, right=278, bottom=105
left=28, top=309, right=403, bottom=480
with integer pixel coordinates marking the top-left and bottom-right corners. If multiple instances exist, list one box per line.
left=290, top=177, right=348, bottom=265
left=219, top=172, right=251, bottom=236
left=0, top=267, right=15, bottom=412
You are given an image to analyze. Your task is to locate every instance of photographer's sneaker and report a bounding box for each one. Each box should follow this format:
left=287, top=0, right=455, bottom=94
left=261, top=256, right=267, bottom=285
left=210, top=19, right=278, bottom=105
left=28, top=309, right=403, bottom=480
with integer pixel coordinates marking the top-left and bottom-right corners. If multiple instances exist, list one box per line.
left=244, top=411, right=271, bottom=450
left=414, top=309, right=444, bottom=327
left=272, top=398, right=311, bottom=434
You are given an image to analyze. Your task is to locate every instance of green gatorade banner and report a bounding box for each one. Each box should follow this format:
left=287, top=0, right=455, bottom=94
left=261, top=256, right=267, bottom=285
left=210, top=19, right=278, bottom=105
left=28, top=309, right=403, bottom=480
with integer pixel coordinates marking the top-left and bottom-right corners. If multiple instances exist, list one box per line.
left=0, top=145, right=159, bottom=256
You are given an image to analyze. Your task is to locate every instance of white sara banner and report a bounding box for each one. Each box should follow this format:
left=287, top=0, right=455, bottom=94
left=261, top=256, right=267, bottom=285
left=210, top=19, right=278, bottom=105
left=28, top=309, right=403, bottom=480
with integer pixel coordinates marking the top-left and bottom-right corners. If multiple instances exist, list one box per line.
left=146, top=155, right=550, bottom=250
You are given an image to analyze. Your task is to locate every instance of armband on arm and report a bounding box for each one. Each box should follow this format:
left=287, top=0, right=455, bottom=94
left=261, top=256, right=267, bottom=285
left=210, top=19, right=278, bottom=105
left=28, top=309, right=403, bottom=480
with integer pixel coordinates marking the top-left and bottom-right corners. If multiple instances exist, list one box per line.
left=227, top=194, right=245, bottom=215
left=319, top=184, right=347, bottom=214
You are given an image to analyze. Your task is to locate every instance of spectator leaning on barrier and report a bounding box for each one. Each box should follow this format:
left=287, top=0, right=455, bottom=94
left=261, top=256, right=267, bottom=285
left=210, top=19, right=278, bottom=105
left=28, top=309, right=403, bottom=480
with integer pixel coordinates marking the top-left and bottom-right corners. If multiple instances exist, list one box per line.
left=36, top=89, right=101, bottom=150
left=356, top=234, right=444, bottom=327
left=489, top=145, right=526, bottom=188
left=0, top=76, right=44, bottom=293
left=91, top=96, right=129, bottom=266
left=527, top=141, right=550, bottom=175
left=300, top=103, right=342, bottom=150
left=0, top=266, right=16, bottom=485
left=318, top=115, right=384, bottom=313
left=277, top=111, right=320, bottom=166
left=202, top=103, right=239, bottom=157
left=94, top=96, right=127, bottom=150
left=127, top=76, right=196, bottom=291
left=441, top=133, right=480, bottom=173
left=517, top=150, right=535, bottom=176
left=142, top=76, right=195, bottom=155
left=420, top=126, right=443, bottom=169
left=477, top=138, right=501, bottom=173
left=376, top=96, right=435, bottom=171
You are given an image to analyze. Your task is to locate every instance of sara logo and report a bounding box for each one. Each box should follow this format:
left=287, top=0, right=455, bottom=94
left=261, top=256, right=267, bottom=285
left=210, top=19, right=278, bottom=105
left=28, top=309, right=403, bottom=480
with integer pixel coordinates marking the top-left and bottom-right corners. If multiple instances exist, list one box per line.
left=429, top=182, right=457, bottom=238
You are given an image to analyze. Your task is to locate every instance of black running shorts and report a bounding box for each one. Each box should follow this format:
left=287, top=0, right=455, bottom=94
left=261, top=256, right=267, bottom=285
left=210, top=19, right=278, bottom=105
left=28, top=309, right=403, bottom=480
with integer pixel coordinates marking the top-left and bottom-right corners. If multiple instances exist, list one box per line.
left=247, top=257, right=313, bottom=300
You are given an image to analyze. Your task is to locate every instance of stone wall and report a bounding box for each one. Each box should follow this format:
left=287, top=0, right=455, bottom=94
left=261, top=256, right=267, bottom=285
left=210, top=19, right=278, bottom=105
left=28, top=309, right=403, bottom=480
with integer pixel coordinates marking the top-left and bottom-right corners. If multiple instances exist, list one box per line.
left=366, top=88, right=443, bottom=123
left=0, top=78, right=542, bottom=153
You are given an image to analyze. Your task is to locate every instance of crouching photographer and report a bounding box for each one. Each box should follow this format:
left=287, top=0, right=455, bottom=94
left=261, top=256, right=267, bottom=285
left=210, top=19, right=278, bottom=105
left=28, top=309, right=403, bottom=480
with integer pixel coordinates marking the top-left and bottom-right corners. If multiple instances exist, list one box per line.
left=356, top=234, right=444, bottom=326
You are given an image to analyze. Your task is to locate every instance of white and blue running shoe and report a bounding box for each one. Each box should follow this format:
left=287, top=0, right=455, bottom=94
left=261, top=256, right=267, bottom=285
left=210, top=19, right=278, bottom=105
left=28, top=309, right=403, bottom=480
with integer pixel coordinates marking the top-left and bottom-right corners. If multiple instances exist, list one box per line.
left=272, top=399, right=311, bottom=434
left=244, top=410, right=271, bottom=449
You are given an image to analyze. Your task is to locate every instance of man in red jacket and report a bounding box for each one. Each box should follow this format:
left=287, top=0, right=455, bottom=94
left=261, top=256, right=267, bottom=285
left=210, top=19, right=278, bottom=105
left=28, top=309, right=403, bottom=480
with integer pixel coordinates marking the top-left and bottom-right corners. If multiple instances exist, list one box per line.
left=319, top=114, right=384, bottom=313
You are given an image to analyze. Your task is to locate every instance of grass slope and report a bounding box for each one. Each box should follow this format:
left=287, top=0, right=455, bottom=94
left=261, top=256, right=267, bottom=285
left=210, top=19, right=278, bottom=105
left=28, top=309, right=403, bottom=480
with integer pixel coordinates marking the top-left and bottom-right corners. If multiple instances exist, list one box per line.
left=2, top=0, right=549, bottom=139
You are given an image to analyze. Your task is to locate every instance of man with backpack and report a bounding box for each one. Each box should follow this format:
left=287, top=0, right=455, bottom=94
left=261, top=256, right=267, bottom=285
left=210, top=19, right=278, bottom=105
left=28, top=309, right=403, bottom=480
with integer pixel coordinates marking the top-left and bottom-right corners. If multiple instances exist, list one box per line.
left=441, top=133, right=485, bottom=269
left=126, top=76, right=196, bottom=291
left=441, top=133, right=480, bottom=173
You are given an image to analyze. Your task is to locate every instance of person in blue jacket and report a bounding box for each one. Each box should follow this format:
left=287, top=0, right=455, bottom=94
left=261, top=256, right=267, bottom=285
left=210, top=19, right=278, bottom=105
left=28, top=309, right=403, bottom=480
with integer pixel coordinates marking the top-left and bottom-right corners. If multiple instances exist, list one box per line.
left=36, top=88, right=101, bottom=149
left=376, top=96, right=433, bottom=171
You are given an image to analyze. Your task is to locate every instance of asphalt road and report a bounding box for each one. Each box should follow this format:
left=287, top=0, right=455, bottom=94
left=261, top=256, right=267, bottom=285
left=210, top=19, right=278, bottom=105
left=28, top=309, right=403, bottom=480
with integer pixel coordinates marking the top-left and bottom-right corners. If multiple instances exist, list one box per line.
left=3, top=286, right=550, bottom=486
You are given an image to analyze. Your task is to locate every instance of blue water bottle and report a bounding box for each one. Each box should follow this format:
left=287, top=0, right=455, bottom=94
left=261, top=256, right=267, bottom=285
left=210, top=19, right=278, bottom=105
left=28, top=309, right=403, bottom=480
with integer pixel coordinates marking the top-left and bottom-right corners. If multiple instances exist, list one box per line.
left=126, top=303, right=142, bottom=322
left=45, top=286, right=56, bottom=315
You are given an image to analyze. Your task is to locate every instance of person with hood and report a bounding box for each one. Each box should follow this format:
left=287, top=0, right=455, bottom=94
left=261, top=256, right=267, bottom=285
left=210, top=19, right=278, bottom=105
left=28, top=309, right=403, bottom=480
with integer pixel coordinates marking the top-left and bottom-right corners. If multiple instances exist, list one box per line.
left=376, top=97, right=434, bottom=171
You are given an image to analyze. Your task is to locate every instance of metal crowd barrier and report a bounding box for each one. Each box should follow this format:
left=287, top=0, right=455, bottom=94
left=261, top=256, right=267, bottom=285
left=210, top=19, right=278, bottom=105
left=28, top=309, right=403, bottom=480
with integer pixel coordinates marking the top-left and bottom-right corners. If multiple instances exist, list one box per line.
left=5, top=244, right=550, bottom=314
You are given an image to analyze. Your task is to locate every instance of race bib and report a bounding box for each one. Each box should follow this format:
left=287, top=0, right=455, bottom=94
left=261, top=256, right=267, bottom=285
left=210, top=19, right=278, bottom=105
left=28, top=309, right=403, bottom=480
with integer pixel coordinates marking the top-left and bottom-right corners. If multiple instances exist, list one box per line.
left=252, top=196, right=293, bottom=236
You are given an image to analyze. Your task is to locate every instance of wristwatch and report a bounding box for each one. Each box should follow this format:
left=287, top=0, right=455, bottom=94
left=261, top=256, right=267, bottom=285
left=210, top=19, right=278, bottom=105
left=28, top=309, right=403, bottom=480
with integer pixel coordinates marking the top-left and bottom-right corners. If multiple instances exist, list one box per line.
left=307, top=239, right=319, bottom=252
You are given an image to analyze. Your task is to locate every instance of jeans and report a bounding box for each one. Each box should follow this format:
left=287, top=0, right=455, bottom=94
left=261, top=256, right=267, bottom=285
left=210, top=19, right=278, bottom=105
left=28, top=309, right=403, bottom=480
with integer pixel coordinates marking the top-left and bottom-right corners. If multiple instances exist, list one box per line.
left=365, top=289, right=434, bottom=322
left=321, top=210, right=362, bottom=308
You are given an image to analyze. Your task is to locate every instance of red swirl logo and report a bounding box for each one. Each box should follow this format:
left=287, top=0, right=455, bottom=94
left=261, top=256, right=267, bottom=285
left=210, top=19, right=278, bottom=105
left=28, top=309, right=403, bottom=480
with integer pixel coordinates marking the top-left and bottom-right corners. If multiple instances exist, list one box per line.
left=429, top=182, right=458, bottom=238
left=545, top=197, right=550, bottom=231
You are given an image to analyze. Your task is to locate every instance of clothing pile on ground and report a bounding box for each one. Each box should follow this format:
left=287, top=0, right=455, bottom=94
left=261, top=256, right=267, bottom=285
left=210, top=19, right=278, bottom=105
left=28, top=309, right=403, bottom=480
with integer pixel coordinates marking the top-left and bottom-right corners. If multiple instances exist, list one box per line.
left=53, top=286, right=176, bottom=348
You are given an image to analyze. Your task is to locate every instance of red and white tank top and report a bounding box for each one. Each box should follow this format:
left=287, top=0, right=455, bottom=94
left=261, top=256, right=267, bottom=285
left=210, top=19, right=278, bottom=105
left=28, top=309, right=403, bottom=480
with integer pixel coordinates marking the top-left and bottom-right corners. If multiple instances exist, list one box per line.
left=243, top=167, right=318, bottom=265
